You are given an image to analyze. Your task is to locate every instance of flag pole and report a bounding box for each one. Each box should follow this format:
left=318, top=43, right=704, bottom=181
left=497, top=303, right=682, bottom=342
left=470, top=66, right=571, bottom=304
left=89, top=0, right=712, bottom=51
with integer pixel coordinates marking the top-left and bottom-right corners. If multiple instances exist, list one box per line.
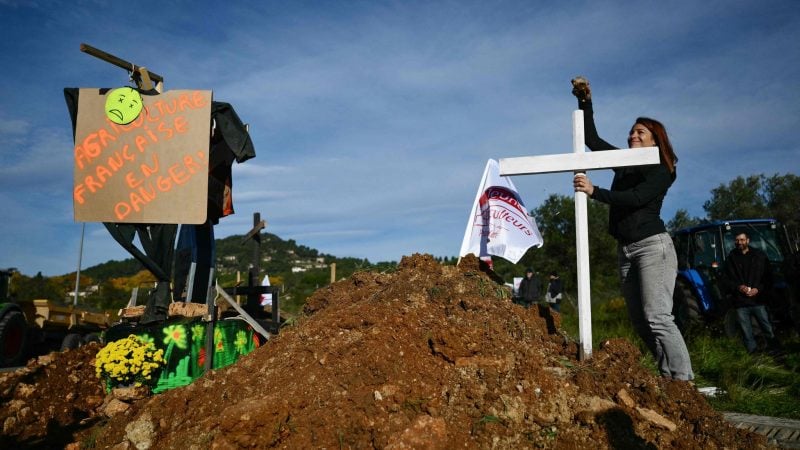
left=458, top=160, right=492, bottom=262
left=74, top=222, right=85, bottom=306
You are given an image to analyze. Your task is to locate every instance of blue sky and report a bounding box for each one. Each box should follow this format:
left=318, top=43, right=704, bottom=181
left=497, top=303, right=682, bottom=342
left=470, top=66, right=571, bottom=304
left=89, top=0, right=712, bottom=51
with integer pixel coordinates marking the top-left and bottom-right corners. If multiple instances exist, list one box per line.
left=1, top=0, right=798, bottom=276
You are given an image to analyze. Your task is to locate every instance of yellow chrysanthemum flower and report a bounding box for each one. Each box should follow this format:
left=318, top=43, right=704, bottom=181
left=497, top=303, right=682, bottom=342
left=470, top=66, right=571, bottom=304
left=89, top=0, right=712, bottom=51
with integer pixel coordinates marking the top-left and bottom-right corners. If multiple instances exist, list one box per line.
left=95, top=334, right=166, bottom=388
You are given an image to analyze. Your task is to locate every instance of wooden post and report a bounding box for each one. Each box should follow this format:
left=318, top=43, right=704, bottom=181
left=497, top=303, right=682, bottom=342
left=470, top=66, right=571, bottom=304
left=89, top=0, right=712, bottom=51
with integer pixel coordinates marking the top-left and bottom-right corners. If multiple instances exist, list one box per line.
left=236, top=271, right=241, bottom=305
left=251, top=213, right=261, bottom=282
left=80, top=43, right=164, bottom=91
left=572, top=111, right=592, bottom=361
left=240, top=213, right=267, bottom=315
left=330, top=262, right=336, bottom=284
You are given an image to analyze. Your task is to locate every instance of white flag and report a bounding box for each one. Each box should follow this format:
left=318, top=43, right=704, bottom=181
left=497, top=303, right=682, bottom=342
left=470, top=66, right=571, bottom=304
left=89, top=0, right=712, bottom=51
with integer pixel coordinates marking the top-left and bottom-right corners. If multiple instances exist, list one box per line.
left=260, top=274, right=272, bottom=306
left=459, top=159, right=543, bottom=264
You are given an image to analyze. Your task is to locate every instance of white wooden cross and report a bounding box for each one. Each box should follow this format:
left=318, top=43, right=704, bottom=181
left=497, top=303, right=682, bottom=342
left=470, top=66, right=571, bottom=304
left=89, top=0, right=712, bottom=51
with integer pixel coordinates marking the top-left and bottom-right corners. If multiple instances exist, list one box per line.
left=499, top=110, right=659, bottom=359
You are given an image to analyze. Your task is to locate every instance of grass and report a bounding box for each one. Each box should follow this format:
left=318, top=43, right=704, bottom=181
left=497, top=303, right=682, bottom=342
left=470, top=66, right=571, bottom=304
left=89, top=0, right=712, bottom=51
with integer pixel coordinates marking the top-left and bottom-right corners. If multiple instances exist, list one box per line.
left=693, top=333, right=800, bottom=418
left=559, top=291, right=800, bottom=420
left=472, top=415, right=506, bottom=434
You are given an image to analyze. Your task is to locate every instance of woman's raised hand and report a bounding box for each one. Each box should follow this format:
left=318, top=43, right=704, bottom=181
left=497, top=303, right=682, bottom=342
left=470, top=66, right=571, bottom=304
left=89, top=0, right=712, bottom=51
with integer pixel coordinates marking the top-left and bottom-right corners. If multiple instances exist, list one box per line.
left=571, top=76, right=591, bottom=101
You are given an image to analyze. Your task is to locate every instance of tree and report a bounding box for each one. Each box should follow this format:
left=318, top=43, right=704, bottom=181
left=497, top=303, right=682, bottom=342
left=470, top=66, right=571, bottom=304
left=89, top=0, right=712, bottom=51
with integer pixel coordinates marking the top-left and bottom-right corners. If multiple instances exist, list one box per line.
left=764, top=173, right=800, bottom=231
left=492, top=194, right=618, bottom=300
left=93, top=279, right=130, bottom=310
left=667, top=208, right=703, bottom=231
left=703, top=175, right=769, bottom=220
left=10, top=272, right=64, bottom=303
left=703, top=173, right=800, bottom=248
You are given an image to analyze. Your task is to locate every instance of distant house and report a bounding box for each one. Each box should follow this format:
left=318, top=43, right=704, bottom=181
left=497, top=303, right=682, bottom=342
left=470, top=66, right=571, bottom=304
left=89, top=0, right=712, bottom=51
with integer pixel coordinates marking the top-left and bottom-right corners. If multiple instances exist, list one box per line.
left=291, top=267, right=307, bottom=273
left=66, top=284, right=100, bottom=302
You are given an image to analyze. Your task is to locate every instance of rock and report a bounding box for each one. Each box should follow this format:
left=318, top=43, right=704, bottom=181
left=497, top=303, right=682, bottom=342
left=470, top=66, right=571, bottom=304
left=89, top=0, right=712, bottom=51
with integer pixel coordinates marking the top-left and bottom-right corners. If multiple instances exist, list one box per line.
left=16, top=383, right=35, bottom=398
left=378, top=384, right=399, bottom=398
left=636, top=407, right=677, bottom=431
left=36, top=354, right=54, bottom=366
left=18, top=406, right=34, bottom=424
left=125, top=412, right=156, bottom=450
left=86, top=395, right=105, bottom=408
left=386, top=415, right=447, bottom=449
left=112, top=385, right=151, bottom=401
left=7, top=399, right=25, bottom=413
left=103, top=398, right=131, bottom=417
left=498, top=394, right=525, bottom=424
left=616, top=388, right=636, bottom=408
left=3, top=416, right=18, bottom=435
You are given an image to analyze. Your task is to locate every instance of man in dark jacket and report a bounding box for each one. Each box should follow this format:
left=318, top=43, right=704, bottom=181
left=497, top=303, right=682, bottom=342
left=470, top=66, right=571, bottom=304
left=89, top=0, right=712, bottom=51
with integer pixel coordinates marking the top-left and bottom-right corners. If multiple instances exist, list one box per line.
left=724, top=232, right=779, bottom=353
left=518, top=268, right=540, bottom=308
left=545, top=272, right=563, bottom=312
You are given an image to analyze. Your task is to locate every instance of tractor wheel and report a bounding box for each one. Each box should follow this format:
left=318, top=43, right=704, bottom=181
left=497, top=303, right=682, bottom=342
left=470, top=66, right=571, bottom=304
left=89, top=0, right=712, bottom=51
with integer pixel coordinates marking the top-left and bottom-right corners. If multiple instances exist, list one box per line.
left=673, top=278, right=702, bottom=334
left=0, top=311, right=28, bottom=367
left=61, top=333, right=83, bottom=351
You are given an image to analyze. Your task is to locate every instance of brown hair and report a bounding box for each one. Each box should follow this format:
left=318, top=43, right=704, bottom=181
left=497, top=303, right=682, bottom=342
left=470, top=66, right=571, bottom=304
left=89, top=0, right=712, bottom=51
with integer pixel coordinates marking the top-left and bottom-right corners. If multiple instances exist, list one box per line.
left=632, top=117, right=677, bottom=174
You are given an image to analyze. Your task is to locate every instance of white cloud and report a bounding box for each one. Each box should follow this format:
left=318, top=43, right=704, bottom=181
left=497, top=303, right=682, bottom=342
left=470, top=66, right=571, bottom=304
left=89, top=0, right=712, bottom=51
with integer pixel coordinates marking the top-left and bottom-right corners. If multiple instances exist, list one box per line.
left=1, top=0, right=798, bottom=275
left=0, top=118, right=29, bottom=134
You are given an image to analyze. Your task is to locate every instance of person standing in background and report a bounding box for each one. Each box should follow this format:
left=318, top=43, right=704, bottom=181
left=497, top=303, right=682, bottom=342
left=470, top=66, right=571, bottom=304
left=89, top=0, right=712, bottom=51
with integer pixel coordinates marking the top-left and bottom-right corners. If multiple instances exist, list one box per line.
left=545, top=272, right=563, bottom=312
left=724, top=232, right=781, bottom=353
left=518, top=268, right=540, bottom=308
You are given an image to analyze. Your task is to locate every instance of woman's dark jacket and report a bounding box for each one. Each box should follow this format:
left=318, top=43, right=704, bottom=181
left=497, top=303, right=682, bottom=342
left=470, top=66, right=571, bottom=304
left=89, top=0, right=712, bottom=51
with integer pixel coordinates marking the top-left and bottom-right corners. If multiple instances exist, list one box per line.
left=579, top=100, right=675, bottom=244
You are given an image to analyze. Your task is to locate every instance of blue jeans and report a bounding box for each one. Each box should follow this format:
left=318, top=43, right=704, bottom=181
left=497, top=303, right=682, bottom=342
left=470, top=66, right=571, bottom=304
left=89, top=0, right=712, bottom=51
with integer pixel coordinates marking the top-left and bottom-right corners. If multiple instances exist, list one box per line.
left=736, top=305, right=775, bottom=353
left=619, top=232, right=694, bottom=380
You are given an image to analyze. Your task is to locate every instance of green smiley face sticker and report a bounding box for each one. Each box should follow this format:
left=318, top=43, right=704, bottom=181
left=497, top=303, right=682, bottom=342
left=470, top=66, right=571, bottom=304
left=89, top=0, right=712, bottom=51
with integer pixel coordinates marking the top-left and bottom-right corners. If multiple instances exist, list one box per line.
left=105, top=87, right=143, bottom=124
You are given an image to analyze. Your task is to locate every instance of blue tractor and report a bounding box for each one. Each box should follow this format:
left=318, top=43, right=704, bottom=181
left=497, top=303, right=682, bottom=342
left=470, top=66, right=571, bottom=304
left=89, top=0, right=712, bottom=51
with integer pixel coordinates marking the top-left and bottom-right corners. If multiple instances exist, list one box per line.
left=671, top=219, right=799, bottom=335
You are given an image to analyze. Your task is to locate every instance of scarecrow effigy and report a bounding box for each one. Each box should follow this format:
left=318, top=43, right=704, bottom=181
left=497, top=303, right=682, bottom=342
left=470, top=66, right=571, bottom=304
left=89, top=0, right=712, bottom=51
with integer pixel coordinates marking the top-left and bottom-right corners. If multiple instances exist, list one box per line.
left=64, top=44, right=270, bottom=392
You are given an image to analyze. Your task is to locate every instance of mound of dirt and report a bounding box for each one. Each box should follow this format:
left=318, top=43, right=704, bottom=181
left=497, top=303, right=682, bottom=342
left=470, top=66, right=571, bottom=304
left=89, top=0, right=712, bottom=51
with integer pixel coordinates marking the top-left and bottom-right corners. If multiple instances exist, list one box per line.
left=0, top=342, right=105, bottom=447
left=1, top=254, right=770, bottom=448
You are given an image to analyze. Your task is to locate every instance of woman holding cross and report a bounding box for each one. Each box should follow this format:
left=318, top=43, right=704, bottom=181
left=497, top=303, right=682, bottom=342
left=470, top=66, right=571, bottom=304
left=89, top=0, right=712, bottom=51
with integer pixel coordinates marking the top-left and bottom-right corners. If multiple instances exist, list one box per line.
left=571, top=77, right=693, bottom=381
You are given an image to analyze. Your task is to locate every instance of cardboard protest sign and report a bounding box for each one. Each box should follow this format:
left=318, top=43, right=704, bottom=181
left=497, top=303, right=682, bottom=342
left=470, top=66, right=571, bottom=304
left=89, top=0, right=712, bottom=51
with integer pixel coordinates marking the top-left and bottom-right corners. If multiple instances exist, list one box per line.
left=73, top=89, right=212, bottom=224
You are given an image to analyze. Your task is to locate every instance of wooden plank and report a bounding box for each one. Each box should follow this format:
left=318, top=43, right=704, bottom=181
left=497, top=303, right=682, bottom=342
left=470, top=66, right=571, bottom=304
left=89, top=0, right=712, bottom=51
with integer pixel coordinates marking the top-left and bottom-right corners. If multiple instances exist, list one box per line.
left=168, top=302, right=208, bottom=318
left=216, top=284, right=271, bottom=338
left=80, top=43, right=164, bottom=82
left=241, top=220, right=267, bottom=243
left=499, top=146, right=659, bottom=176
left=722, top=412, right=800, bottom=448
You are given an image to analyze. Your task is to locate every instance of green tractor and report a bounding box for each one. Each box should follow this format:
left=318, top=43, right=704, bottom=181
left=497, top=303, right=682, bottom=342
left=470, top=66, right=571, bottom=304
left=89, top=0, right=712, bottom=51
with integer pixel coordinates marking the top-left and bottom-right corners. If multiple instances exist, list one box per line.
left=0, top=268, right=110, bottom=367
left=0, top=268, right=28, bottom=366
left=671, top=219, right=799, bottom=336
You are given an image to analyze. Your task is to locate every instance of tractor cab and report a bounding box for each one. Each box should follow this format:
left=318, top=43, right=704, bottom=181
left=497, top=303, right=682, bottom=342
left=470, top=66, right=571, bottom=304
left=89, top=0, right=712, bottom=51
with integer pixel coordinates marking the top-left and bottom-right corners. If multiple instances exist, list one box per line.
left=671, top=219, right=798, bottom=334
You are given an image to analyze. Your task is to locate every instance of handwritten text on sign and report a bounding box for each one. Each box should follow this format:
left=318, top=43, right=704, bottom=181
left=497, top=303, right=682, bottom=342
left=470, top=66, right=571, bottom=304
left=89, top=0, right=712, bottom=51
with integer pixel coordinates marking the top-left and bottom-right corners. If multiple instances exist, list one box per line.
left=73, top=89, right=212, bottom=224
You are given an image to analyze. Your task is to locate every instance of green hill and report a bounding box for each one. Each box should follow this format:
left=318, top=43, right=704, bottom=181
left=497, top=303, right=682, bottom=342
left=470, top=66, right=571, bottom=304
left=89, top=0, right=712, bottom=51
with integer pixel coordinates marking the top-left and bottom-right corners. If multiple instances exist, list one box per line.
left=74, top=231, right=400, bottom=315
